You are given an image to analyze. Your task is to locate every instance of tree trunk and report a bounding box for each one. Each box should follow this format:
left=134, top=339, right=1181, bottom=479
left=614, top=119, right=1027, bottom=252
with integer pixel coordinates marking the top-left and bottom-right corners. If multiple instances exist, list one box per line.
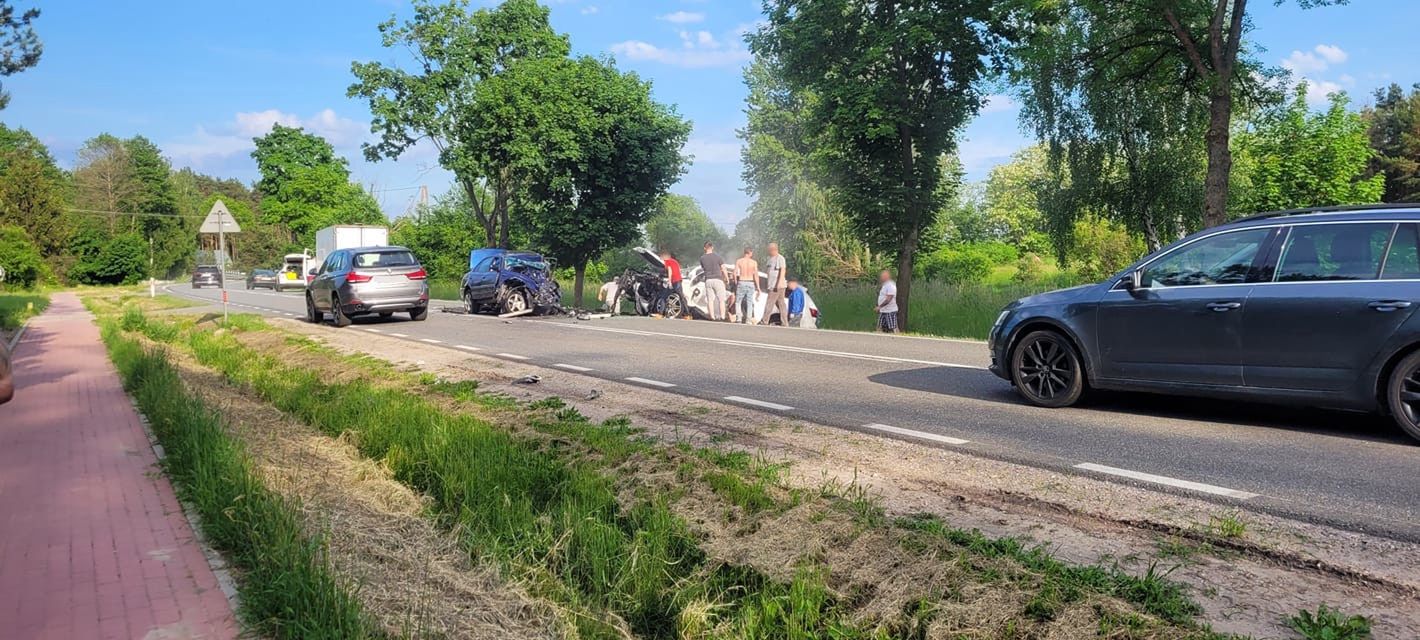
left=895, top=228, right=919, bottom=333
left=573, top=262, right=586, bottom=308
left=1203, top=82, right=1234, bottom=228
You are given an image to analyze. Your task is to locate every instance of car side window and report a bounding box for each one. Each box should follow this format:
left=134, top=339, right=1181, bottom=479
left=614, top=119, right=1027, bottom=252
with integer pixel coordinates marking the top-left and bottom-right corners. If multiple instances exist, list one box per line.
left=472, top=257, right=494, bottom=272
left=318, top=253, right=337, bottom=275
left=1382, top=223, right=1420, bottom=280
left=1140, top=228, right=1271, bottom=288
left=1276, top=223, right=1392, bottom=282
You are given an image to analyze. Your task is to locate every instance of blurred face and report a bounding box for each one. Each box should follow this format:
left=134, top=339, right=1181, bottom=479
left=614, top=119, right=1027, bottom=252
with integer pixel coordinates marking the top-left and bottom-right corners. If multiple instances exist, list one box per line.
left=880, top=271, right=892, bottom=284
left=788, top=281, right=798, bottom=290
left=768, top=242, right=779, bottom=256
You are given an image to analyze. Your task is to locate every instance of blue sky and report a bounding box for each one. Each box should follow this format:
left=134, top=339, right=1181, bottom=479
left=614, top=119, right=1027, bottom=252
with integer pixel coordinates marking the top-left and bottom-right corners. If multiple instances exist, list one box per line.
left=4, top=0, right=1418, bottom=232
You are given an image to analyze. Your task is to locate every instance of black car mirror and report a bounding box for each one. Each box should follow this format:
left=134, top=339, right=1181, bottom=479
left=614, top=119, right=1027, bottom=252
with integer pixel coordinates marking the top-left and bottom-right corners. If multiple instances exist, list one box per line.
left=1118, top=270, right=1144, bottom=295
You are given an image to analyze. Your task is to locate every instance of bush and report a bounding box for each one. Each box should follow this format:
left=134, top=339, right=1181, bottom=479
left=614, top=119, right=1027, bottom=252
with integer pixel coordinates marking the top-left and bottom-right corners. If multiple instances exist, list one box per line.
left=1066, top=218, right=1144, bottom=283
left=919, top=244, right=994, bottom=284
left=1013, top=252, right=1046, bottom=284
left=974, top=241, right=1020, bottom=265
left=0, top=225, right=47, bottom=288
left=70, top=232, right=148, bottom=285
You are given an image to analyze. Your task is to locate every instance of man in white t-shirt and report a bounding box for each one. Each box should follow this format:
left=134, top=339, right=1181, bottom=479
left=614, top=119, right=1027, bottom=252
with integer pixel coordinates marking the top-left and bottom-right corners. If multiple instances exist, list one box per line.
left=875, top=270, right=898, bottom=333
left=598, top=280, right=621, bottom=315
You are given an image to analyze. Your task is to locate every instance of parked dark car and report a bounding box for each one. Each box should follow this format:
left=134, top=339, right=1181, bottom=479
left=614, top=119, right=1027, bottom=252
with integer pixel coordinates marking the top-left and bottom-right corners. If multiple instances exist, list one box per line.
left=306, top=246, right=429, bottom=327
left=191, top=265, right=223, bottom=289
left=245, top=268, right=279, bottom=290
left=988, top=204, right=1420, bottom=442
left=459, top=248, right=561, bottom=315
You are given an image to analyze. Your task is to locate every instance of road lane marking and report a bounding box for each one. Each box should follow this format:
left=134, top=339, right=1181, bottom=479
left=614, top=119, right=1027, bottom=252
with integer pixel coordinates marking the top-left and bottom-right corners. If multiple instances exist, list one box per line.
left=724, top=396, right=794, bottom=411
left=389, top=332, right=409, bottom=337
left=420, top=338, right=443, bottom=344
left=1073, top=463, right=1258, bottom=499
left=625, top=377, right=675, bottom=388
left=548, top=322, right=986, bottom=370
left=862, top=423, right=970, bottom=445
left=364, top=328, right=382, bottom=333
left=554, top=363, right=594, bottom=372
left=454, top=344, right=481, bottom=351
left=497, top=353, right=530, bottom=360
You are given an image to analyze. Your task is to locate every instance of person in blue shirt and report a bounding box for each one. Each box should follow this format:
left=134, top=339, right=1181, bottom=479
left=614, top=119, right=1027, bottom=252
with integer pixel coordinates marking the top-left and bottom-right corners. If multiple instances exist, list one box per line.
left=785, top=278, right=806, bottom=327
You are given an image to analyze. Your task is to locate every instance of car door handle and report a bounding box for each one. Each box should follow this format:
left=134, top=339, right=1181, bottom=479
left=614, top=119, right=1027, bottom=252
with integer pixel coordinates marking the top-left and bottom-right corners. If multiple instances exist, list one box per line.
left=1368, top=300, right=1413, bottom=311
left=1206, top=301, right=1242, bottom=311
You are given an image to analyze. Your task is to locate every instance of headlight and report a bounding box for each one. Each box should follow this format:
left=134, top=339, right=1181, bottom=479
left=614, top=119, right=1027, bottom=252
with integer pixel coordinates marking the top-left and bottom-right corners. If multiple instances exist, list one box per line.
left=992, top=310, right=1010, bottom=329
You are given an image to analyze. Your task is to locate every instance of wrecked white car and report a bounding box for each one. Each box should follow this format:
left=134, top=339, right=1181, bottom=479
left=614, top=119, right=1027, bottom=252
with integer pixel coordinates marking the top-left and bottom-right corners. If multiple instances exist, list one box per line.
left=615, top=248, right=820, bottom=327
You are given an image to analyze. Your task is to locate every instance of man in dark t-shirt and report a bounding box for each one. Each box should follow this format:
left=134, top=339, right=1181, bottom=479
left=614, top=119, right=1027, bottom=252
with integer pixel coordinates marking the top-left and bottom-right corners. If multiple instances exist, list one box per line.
left=698, top=242, right=728, bottom=321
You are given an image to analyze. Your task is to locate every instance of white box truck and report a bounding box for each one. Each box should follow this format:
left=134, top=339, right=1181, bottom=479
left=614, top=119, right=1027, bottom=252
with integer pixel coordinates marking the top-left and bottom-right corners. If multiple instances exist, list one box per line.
left=314, top=225, right=389, bottom=269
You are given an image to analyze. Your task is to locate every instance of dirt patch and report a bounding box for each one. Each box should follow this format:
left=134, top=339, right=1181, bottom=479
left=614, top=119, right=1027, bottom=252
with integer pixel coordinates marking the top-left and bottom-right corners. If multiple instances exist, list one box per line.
left=158, top=341, right=563, bottom=639
left=273, top=317, right=1420, bottom=639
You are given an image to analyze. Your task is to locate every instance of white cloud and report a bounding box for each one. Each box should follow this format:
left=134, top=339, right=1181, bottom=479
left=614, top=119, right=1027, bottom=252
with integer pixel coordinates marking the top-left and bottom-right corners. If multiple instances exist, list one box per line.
left=1302, top=79, right=1344, bottom=105
left=659, top=11, right=705, bottom=24
left=1313, top=44, right=1348, bottom=65
left=1281, top=44, right=1348, bottom=75
left=979, top=94, right=1018, bottom=115
left=580, top=5, right=598, bottom=14
left=165, top=108, right=369, bottom=167
left=685, top=137, right=742, bottom=164
left=610, top=27, right=750, bottom=68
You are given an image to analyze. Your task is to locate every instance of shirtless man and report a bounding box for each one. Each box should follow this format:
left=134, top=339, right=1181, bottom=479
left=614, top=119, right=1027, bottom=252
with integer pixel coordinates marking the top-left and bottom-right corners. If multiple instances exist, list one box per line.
left=734, top=248, right=760, bottom=324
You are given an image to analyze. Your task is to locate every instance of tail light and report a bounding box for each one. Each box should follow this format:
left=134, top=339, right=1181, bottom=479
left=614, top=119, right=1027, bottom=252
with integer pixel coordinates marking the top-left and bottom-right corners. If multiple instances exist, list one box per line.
left=346, top=271, right=374, bottom=284
left=405, top=268, right=427, bottom=280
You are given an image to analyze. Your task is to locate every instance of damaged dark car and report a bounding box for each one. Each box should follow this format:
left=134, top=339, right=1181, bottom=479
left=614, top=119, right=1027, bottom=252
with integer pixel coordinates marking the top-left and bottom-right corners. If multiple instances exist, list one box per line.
left=459, top=248, right=562, bottom=316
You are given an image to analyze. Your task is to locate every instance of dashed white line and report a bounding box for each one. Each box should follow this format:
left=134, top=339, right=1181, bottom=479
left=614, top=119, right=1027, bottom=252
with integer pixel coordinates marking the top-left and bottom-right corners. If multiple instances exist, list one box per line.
left=497, top=353, right=530, bottom=360
left=625, top=377, right=675, bottom=388
left=554, top=363, right=594, bottom=372
left=724, top=396, right=794, bottom=411
left=1073, top=463, right=1258, bottom=499
left=389, top=332, right=409, bottom=338
left=364, top=328, right=382, bottom=333
left=420, top=338, right=443, bottom=344
left=861, top=423, right=970, bottom=446
left=453, top=344, right=481, bottom=351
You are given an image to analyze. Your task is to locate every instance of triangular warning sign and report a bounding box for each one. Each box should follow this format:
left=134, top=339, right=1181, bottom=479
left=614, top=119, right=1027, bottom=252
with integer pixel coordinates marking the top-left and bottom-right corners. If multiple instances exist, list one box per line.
left=199, top=200, right=241, bottom=234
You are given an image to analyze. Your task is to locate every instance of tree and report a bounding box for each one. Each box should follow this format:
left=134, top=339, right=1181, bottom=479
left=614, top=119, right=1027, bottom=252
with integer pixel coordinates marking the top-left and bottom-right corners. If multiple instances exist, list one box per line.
left=391, top=189, right=486, bottom=281
left=982, top=147, right=1049, bottom=253
left=73, top=134, right=138, bottom=233
left=0, top=2, right=41, bottom=110
left=68, top=229, right=147, bottom=285
left=349, top=0, right=570, bottom=248
left=0, top=125, right=68, bottom=257
left=251, top=126, right=386, bottom=246
left=1232, top=86, right=1384, bottom=212
left=0, top=224, right=46, bottom=287
left=645, top=195, right=726, bottom=264
left=1364, top=83, right=1420, bottom=203
left=750, top=0, right=1012, bottom=329
left=477, top=55, right=689, bottom=305
left=123, top=136, right=188, bottom=277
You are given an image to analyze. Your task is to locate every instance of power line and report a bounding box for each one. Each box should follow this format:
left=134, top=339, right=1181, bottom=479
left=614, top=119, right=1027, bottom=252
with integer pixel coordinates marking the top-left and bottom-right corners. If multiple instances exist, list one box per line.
left=65, top=207, right=212, bottom=219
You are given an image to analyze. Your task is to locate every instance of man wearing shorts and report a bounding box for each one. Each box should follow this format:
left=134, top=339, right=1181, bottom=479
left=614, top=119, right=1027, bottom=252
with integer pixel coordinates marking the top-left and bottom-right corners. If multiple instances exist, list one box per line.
left=876, top=270, right=898, bottom=333
left=698, top=242, right=729, bottom=321
left=734, top=248, right=760, bottom=324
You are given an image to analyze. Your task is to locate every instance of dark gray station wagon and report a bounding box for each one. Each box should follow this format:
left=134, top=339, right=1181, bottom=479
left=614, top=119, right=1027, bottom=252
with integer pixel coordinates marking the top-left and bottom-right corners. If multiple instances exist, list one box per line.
left=988, top=204, right=1420, bottom=442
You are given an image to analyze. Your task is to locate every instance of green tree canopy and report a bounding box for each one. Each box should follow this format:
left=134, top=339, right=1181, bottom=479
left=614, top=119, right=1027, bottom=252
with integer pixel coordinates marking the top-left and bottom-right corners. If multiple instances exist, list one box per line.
left=349, top=0, right=570, bottom=248
left=0, top=124, right=68, bottom=257
left=1232, top=86, right=1384, bottom=213
left=0, top=224, right=46, bottom=287
left=250, top=126, right=386, bottom=247
left=390, top=189, right=486, bottom=281
left=0, top=2, right=41, bottom=110
left=251, top=124, right=346, bottom=197
left=1364, top=83, right=1420, bottom=203
left=750, top=0, right=1012, bottom=328
left=645, top=194, right=726, bottom=264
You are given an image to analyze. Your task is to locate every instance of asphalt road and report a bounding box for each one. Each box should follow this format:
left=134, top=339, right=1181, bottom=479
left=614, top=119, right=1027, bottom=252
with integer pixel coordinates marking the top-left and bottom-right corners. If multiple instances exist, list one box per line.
left=169, top=284, right=1420, bottom=540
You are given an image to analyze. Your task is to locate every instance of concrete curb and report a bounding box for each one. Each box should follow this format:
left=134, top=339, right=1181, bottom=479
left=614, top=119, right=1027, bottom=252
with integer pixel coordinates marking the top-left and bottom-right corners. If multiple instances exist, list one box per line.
left=6, top=318, right=29, bottom=352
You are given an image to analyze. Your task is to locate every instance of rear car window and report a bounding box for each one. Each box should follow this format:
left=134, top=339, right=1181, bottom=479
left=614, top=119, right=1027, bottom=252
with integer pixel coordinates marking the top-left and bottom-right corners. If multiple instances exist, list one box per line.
left=1382, top=224, right=1420, bottom=280
left=1276, top=223, right=1392, bottom=282
left=354, top=250, right=419, bottom=268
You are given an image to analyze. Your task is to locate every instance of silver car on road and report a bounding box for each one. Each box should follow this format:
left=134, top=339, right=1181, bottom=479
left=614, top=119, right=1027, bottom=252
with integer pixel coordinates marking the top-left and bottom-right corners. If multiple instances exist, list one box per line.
left=306, top=246, right=430, bottom=327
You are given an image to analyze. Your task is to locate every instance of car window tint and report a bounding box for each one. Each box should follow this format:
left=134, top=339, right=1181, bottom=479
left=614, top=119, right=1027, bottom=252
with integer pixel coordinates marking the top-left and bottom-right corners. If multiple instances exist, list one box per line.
left=355, top=251, right=418, bottom=268
left=473, top=257, right=494, bottom=271
left=1141, top=228, right=1270, bottom=288
left=1382, top=223, right=1420, bottom=279
left=1276, top=223, right=1392, bottom=282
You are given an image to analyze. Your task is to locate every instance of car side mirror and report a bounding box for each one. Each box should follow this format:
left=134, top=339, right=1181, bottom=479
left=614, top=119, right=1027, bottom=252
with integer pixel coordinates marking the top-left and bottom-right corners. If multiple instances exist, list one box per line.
left=1119, top=270, right=1143, bottom=295
left=308, top=268, right=318, bottom=276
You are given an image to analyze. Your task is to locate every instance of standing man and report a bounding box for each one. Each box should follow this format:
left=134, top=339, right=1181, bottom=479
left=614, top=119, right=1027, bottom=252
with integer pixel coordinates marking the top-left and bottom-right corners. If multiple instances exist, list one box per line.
left=734, top=247, right=760, bottom=324
left=698, top=241, right=729, bottom=321
left=875, top=270, right=899, bottom=333
left=785, top=278, right=805, bottom=328
left=760, top=242, right=788, bottom=326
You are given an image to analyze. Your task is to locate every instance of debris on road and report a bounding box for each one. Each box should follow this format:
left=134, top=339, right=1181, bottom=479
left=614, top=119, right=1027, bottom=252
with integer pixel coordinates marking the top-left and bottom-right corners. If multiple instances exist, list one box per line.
left=584, top=389, right=602, bottom=400
left=497, top=308, right=534, bottom=319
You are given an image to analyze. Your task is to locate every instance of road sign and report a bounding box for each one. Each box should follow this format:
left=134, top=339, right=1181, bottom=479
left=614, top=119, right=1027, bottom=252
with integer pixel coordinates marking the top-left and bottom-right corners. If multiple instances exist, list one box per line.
left=199, top=200, right=241, bottom=233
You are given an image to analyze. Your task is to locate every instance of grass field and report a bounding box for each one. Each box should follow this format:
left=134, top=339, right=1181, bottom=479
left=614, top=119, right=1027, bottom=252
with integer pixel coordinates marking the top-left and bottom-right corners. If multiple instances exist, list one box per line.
left=0, top=292, right=50, bottom=330
left=811, top=275, right=1083, bottom=340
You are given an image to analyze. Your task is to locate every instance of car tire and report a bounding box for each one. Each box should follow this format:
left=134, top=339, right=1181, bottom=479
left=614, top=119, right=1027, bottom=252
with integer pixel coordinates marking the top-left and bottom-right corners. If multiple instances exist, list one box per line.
left=500, top=287, right=531, bottom=315
left=1385, top=349, right=1420, bottom=443
left=332, top=295, right=352, bottom=327
left=661, top=292, right=684, bottom=318
left=463, top=289, right=476, bottom=314
left=306, top=294, right=321, bottom=324
left=410, top=306, right=428, bottom=322
left=1010, top=330, right=1085, bottom=408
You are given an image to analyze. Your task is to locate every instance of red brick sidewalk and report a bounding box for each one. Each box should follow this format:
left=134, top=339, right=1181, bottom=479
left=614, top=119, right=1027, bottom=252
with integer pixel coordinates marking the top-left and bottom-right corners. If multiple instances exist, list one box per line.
left=0, top=293, right=238, bottom=640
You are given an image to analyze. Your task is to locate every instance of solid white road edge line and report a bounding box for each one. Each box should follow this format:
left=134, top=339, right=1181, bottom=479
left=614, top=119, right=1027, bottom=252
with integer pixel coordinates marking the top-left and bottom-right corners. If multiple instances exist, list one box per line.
left=497, top=353, right=530, bottom=360
left=550, top=322, right=985, bottom=370
left=389, top=332, right=409, bottom=337
left=365, top=328, right=381, bottom=333
left=1073, top=463, right=1259, bottom=499
left=724, top=396, right=794, bottom=411
left=454, top=344, right=481, bottom=351
left=625, top=377, right=676, bottom=388
left=420, top=338, right=443, bottom=344
left=862, top=423, right=970, bottom=446
left=554, top=363, right=594, bottom=372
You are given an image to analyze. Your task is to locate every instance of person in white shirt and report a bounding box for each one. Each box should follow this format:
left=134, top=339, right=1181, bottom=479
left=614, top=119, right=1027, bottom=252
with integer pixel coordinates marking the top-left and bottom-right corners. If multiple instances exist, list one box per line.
left=875, top=270, right=898, bottom=333
left=597, top=280, right=621, bottom=315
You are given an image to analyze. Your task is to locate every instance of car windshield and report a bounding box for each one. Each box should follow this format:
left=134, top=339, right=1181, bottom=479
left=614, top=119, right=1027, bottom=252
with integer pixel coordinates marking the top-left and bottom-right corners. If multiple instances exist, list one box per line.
left=353, top=250, right=418, bottom=268
left=507, top=255, right=548, bottom=272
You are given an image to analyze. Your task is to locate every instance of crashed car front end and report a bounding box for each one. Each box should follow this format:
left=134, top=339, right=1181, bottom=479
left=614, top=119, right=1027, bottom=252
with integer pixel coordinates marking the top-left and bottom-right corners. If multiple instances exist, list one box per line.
left=506, top=256, right=563, bottom=315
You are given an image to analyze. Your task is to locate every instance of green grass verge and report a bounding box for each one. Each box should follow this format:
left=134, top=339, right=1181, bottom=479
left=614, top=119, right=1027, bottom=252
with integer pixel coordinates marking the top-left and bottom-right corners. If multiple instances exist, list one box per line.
left=811, top=279, right=1081, bottom=340
left=98, top=320, right=382, bottom=639
left=0, top=292, right=50, bottom=330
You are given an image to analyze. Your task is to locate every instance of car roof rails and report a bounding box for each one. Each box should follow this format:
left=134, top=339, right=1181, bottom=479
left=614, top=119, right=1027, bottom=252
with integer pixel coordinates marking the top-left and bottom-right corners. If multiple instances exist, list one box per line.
left=1234, top=202, right=1420, bottom=223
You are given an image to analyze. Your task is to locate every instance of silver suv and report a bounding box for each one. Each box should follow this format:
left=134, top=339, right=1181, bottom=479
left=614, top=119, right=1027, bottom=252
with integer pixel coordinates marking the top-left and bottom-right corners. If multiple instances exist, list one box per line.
left=306, top=246, right=429, bottom=327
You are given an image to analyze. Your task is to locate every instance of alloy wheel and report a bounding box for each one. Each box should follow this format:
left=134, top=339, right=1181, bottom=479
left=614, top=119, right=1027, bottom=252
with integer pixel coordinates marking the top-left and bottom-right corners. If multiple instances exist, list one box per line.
left=1386, top=350, right=1420, bottom=442
left=505, top=290, right=528, bottom=314
left=1011, top=331, right=1084, bottom=408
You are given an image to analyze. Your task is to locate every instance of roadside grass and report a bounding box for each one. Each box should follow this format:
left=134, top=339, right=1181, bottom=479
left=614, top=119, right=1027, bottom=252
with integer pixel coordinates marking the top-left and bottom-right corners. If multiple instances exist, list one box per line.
left=97, top=320, right=381, bottom=639
left=1288, top=605, right=1372, bottom=640
left=810, top=277, right=1081, bottom=340
left=0, top=291, right=50, bottom=330
left=1208, top=511, right=1248, bottom=539
left=117, top=308, right=1236, bottom=639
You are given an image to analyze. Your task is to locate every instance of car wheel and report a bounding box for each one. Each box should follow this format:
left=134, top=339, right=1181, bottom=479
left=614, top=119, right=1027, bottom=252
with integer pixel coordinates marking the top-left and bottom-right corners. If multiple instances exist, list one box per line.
left=661, top=292, right=684, bottom=318
left=410, top=306, right=428, bottom=321
left=1010, top=330, right=1085, bottom=408
left=306, top=294, right=321, bottom=323
left=463, top=289, right=476, bottom=314
left=1385, top=350, right=1420, bottom=443
left=332, top=295, right=352, bottom=327
left=501, top=288, right=530, bottom=315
